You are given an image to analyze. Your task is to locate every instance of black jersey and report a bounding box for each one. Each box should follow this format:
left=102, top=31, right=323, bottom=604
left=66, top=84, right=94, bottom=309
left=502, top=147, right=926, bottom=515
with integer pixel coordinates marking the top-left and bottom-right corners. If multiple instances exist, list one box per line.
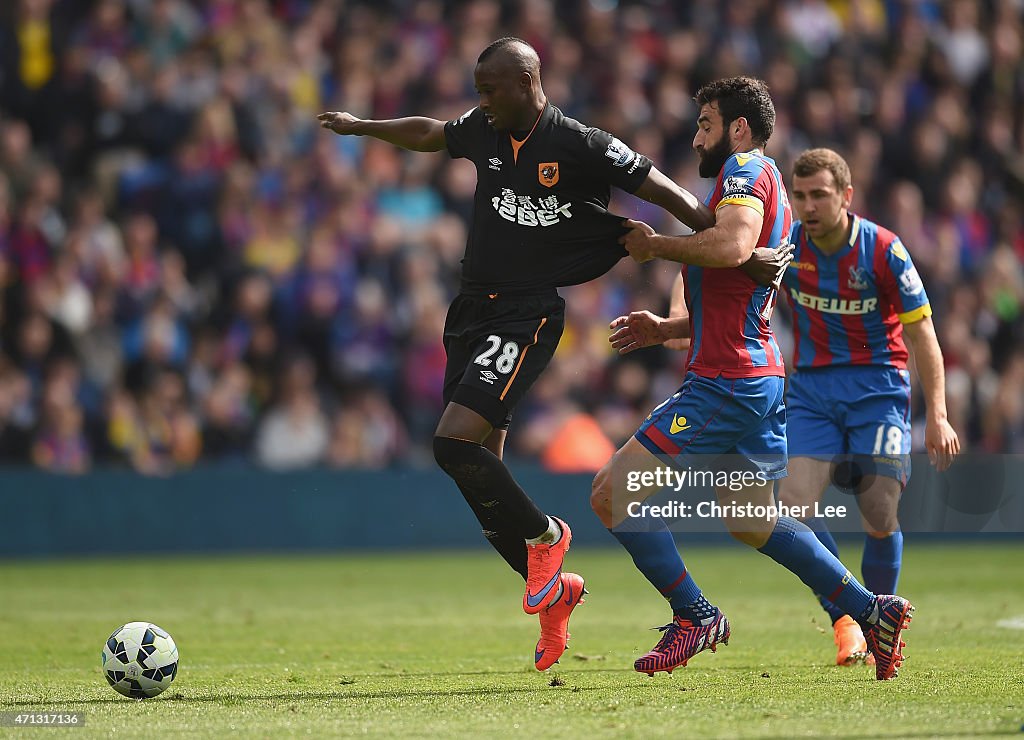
left=444, top=103, right=653, bottom=292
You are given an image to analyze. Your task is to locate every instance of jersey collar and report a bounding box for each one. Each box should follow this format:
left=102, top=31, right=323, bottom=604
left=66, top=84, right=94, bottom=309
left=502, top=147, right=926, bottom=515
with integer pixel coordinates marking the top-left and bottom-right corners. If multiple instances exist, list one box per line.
left=732, top=148, right=762, bottom=166
left=509, top=103, right=553, bottom=164
left=803, top=212, right=860, bottom=259
left=847, top=213, right=862, bottom=246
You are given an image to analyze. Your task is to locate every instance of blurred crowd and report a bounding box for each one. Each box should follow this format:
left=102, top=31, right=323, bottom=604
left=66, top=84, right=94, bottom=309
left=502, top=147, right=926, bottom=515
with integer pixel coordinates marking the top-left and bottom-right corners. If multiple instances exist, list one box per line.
left=0, top=0, right=1022, bottom=476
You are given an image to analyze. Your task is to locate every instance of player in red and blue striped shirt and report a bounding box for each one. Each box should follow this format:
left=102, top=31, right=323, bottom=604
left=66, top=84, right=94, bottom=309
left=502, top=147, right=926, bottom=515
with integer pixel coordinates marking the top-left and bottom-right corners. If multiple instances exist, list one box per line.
left=681, top=147, right=790, bottom=378
left=778, top=148, right=960, bottom=666
left=592, top=78, right=916, bottom=680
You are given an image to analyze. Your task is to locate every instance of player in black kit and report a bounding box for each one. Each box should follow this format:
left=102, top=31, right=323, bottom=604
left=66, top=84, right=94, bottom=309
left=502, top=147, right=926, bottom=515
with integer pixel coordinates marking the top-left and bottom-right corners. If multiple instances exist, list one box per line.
left=319, top=37, right=788, bottom=670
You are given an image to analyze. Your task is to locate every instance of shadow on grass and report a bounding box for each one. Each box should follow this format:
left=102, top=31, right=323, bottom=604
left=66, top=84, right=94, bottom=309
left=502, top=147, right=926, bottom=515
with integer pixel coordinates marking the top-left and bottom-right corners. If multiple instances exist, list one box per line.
left=9, top=664, right=930, bottom=709
left=5, top=664, right=826, bottom=708
left=7, top=683, right=609, bottom=707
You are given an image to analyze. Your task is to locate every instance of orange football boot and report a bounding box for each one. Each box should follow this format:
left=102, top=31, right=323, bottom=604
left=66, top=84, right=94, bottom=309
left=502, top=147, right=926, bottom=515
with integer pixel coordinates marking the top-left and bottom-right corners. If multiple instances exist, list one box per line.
left=534, top=573, right=586, bottom=671
left=833, top=615, right=870, bottom=666
left=523, top=517, right=572, bottom=614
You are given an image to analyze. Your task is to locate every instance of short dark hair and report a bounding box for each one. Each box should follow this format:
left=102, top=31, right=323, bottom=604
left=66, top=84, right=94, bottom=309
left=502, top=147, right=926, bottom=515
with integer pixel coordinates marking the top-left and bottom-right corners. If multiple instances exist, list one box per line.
left=478, top=37, right=538, bottom=68
left=793, top=148, right=852, bottom=191
left=695, top=77, right=775, bottom=147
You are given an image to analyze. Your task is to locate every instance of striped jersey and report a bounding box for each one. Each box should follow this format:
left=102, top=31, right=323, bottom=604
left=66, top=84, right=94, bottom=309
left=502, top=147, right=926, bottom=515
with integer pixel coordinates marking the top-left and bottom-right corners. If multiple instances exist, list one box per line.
left=783, top=215, right=932, bottom=369
left=684, top=150, right=790, bottom=378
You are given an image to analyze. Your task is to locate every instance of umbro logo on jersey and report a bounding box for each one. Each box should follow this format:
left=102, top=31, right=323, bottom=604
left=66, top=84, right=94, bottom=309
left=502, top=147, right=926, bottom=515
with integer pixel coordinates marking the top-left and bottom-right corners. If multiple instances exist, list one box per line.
left=479, top=370, right=498, bottom=384
left=488, top=157, right=502, bottom=171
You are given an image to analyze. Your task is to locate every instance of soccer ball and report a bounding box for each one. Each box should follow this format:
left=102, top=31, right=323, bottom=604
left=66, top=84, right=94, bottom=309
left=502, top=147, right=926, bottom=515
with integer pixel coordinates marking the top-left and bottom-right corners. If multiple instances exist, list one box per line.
left=101, top=622, right=179, bottom=699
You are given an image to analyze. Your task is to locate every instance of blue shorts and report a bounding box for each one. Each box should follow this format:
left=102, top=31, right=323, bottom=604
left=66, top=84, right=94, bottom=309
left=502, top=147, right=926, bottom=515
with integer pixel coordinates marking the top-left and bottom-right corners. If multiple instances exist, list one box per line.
left=787, top=365, right=911, bottom=485
left=635, top=372, right=788, bottom=480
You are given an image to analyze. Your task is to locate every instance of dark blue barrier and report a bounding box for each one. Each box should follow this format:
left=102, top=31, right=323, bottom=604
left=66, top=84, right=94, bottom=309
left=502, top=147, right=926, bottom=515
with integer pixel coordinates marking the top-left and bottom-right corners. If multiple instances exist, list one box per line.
left=0, top=466, right=610, bottom=557
left=2, top=458, right=1021, bottom=557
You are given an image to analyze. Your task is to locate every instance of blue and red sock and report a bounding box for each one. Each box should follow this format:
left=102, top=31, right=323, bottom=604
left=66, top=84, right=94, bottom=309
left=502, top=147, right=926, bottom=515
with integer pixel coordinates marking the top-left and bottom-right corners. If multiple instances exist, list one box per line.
left=805, top=516, right=847, bottom=623
left=862, top=530, right=903, bottom=595
left=758, top=516, right=875, bottom=622
left=610, top=515, right=712, bottom=622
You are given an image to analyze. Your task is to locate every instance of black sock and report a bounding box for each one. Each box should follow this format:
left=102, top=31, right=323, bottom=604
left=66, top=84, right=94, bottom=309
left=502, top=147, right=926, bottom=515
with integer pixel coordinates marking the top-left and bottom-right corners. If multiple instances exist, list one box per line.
left=453, top=482, right=528, bottom=579
left=433, top=436, right=550, bottom=541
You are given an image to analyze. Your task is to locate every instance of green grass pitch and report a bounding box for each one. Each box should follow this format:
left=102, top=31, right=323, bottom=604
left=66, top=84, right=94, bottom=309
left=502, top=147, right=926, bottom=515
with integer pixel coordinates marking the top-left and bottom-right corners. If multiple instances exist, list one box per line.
left=1, top=543, right=1022, bottom=737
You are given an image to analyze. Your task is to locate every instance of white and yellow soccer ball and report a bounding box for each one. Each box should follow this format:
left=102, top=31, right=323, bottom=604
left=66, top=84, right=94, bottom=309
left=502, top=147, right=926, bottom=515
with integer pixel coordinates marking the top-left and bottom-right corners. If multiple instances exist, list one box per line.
left=101, top=622, right=178, bottom=699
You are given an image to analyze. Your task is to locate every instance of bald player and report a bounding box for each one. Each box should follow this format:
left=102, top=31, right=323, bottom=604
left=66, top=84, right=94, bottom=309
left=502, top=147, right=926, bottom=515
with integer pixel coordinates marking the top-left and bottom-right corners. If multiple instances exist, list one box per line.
left=319, top=38, right=789, bottom=670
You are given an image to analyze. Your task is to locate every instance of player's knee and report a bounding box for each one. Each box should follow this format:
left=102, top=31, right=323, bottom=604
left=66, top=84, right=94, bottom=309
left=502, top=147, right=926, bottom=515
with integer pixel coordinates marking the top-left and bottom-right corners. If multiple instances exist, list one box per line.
left=590, top=466, right=614, bottom=527
left=434, top=402, right=493, bottom=445
left=727, top=527, right=771, bottom=549
left=432, top=435, right=480, bottom=475
left=432, top=435, right=454, bottom=472
left=776, top=484, right=818, bottom=513
left=865, top=527, right=898, bottom=539
left=863, top=513, right=899, bottom=539
left=858, top=477, right=901, bottom=536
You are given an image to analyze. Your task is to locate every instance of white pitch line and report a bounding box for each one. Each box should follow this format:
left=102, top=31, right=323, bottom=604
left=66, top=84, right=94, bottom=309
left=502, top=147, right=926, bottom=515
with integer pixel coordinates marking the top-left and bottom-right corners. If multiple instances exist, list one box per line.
left=995, top=616, right=1024, bottom=630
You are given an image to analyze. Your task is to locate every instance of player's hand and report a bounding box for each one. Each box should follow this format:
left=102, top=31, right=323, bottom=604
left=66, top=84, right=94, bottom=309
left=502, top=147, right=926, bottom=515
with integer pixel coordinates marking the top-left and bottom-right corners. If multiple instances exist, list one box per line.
left=740, top=241, right=795, bottom=289
left=620, top=219, right=658, bottom=263
left=925, top=415, right=960, bottom=471
left=609, top=311, right=668, bottom=354
left=318, top=111, right=363, bottom=135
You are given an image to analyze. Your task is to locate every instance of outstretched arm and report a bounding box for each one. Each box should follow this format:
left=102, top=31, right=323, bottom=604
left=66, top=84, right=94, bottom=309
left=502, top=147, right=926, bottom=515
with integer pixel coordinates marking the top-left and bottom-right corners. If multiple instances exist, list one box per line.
left=903, top=316, right=960, bottom=470
left=632, top=166, right=715, bottom=233
left=621, top=203, right=763, bottom=269
left=318, top=111, right=447, bottom=152
left=631, top=170, right=791, bottom=286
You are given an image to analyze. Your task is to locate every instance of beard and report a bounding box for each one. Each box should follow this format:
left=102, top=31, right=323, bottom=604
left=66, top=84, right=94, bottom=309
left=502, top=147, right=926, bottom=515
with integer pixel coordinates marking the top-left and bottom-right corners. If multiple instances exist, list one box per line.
left=697, top=132, right=734, bottom=178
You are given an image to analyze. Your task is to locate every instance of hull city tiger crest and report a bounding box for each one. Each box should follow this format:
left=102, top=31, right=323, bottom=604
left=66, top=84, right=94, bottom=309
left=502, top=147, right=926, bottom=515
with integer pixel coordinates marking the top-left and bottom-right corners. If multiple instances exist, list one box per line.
left=538, top=162, right=559, bottom=187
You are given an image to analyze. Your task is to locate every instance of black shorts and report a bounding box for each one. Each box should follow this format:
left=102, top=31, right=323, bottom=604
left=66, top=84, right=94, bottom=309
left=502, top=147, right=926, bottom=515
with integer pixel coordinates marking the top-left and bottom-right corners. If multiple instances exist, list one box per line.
left=442, top=290, right=565, bottom=429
